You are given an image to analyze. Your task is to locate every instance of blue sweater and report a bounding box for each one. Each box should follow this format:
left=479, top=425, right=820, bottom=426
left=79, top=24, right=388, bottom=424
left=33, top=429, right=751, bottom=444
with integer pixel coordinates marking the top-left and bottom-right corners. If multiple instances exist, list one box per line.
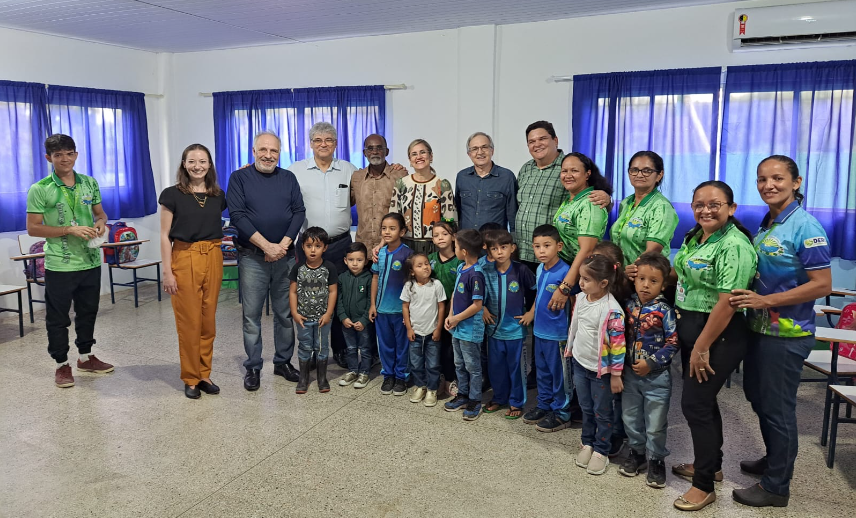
left=226, top=164, right=306, bottom=248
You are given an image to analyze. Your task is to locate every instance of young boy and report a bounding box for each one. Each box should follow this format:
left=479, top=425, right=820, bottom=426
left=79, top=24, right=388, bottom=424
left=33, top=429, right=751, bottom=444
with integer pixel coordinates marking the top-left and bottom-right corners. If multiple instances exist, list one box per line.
left=289, top=227, right=338, bottom=394
left=26, top=134, right=113, bottom=388
left=482, top=229, right=536, bottom=419
left=619, top=252, right=678, bottom=489
left=337, top=242, right=373, bottom=389
left=519, top=224, right=572, bottom=432
left=443, top=229, right=486, bottom=421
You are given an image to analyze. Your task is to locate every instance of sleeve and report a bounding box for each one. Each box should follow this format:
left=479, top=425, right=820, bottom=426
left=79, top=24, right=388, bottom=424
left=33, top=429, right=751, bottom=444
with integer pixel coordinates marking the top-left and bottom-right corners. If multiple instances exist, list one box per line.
left=645, top=200, right=679, bottom=247
left=507, top=172, right=519, bottom=233
left=221, top=194, right=227, bottom=212
left=225, top=172, right=259, bottom=239
left=26, top=184, right=46, bottom=214
left=158, top=187, right=176, bottom=212
left=336, top=277, right=348, bottom=322
left=796, top=218, right=832, bottom=271
left=287, top=265, right=299, bottom=283
left=440, top=179, right=457, bottom=223
left=470, top=271, right=485, bottom=301
left=454, top=174, right=462, bottom=221
left=285, top=173, right=306, bottom=240
left=715, top=238, right=758, bottom=293
left=650, top=304, right=680, bottom=369
left=435, top=280, right=447, bottom=302
left=90, top=179, right=102, bottom=206
left=400, top=282, right=412, bottom=302
left=577, top=200, right=608, bottom=239
left=371, top=253, right=380, bottom=274
left=326, top=261, right=337, bottom=286
left=606, top=310, right=626, bottom=374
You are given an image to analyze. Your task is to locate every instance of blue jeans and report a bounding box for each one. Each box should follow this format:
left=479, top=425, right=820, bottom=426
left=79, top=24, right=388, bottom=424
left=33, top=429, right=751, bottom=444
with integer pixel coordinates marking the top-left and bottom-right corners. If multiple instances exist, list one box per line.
left=534, top=337, right=570, bottom=421
left=488, top=338, right=526, bottom=407
left=376, top=313, right=408, bottom=380
left=622, top=367, right=672, bottom=460
left=238, top=248, right=294, bottom=370
left=296, top=321, right=330, bottom=362
left=409, top=334, right=441, bottom=390
left=744, top=332, right=815, bottom=496
left=343, top=325, right=373, bottom=375
left=452, top=338, right=482, bottom=401
left=572, top=358, right=614, bottom=456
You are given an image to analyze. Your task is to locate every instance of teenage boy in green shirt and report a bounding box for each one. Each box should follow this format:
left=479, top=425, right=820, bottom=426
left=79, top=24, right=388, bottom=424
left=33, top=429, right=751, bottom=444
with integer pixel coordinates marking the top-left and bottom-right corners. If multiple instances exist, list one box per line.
left=26, top=134, right=114, bottom=388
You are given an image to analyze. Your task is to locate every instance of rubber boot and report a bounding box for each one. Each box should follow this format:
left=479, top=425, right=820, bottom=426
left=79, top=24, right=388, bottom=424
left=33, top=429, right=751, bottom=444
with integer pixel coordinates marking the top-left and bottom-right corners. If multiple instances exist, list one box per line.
left=295, top=360, right=310, bottom=394
left=317, top=358, right=330, bottom=393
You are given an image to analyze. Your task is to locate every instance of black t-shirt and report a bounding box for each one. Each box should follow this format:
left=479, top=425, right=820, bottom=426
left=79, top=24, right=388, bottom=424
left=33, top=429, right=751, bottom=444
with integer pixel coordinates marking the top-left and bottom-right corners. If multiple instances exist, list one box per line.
left=287, top=259, right=337, bottom=321
left=158, top=185, right=227, bottom=242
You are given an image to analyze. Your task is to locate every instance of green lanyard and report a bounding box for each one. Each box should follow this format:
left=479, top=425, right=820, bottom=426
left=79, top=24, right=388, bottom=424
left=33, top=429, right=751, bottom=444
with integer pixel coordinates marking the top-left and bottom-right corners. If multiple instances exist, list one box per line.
left=59, top=182, right=81, bottom=225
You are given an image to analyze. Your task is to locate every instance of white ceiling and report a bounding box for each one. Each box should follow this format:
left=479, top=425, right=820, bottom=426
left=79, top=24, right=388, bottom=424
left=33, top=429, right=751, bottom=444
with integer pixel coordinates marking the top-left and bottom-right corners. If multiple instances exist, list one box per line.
left=0, top=0, right=736, bottom=52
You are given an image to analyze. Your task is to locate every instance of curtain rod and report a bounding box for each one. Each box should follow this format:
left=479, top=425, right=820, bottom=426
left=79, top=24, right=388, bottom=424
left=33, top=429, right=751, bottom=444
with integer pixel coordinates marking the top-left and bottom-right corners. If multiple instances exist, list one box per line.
left=197, top=84, right=407, bottom=97
left=550, top=76, right=574, bottom=83
left=43, top=84, right=164, bottom=98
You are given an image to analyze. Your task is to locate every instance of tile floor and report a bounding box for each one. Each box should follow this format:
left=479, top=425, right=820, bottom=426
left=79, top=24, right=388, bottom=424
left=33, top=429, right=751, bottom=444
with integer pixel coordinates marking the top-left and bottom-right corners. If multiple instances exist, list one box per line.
left=0, top=286, right=854, bottom=518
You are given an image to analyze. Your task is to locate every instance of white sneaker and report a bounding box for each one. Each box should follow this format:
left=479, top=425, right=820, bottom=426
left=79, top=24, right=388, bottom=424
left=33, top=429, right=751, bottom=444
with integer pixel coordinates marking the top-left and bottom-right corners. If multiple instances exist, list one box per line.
left=353, top=373, right=369, bottom=389
left=575, top=445, right=594, bottom=468
left=424, top=390, right=438, bottom=407
left=586, top=452, right=609, bottom=475
left=338, top=372, right=358, bottom=386
left=410, top=386, right=427, bottom=403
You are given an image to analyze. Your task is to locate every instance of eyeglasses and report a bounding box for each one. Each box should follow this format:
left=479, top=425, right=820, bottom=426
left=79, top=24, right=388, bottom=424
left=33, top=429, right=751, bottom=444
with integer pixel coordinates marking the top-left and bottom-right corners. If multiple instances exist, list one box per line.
left=364, top=145, right=386, bottom=152
left=409, top=149, right=430, bottom=158
left=467, top=145, right=492, bottom=154
left=692, top=202, right=728, bottom=213
left=628, top=167, right=660, bottom=177
left=311, top=138, right=336, bottom=145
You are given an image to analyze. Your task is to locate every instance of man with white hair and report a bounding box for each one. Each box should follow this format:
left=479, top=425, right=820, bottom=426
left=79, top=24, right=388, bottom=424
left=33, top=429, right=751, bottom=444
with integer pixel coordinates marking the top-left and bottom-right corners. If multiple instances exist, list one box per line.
left=226, top=131, right=306, bottom=391
left=454, top=131, right=518, bottom=233
left=350, top=134, right=407, bottom=252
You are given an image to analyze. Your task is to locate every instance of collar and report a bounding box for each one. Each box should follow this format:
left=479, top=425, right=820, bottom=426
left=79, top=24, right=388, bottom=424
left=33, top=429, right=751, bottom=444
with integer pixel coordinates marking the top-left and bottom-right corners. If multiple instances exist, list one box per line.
left=362, top=162, right=392, bottom=179
left=624, top=189, right=659, bottom=208
left=529, top=150, right=565, bottom=171
left=764, top=200, right=801, bottom=227
left=695, top=222, right=732, bottom=246
left=633, top=293, right=667, bottom=307
left=308, top=157, right=342, bottom=171
left=51, top=170, right=79, bottom=188
left=467, top=163, right=498, bottom=177
left=571, top=186, right=595, bottom=202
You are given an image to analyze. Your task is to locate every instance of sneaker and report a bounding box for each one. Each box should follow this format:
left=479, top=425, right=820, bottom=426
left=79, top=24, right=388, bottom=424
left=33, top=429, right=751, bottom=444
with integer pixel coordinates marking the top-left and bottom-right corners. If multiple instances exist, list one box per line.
left=55, top=364, right=74, bottom=388
left=608, top=436, right=627, bottom=458
left=410, top=386, right=427, bottom=403
left=647, top=459, right=667, bottom=488
left=392, top=378, right=407, bottom=396
left=77, top=355, right=114, bottom=373
left=448, top=380, right=458, bottom=398
left=535, top=412, right=571, bottom=433
left=444, top=394, right=469, bottom=412
left=339, top=372, right=358, bottom=386
left=619, top=450, right=648, bottom=477
left=575, top=445, right=594, bottom=468
left=354, top=373, right=370, bottom=389
left=522, top=407, right=549, bottom=425
left=380, top=377, right=394, bottom=395
left=587, top=452, right=609, bottom=475
left=463, top=400, right=482, bottom=421
left=424, top=390, right=438, bottom=407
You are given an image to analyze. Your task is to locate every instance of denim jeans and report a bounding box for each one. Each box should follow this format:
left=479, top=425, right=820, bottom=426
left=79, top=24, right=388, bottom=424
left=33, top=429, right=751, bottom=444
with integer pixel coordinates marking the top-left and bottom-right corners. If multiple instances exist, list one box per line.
left=452, top=338, right=482, bottom=401
left=238, top=248, right=294, bottom=370
left=296, top=321, right=331, bottom=362
left=622, top=367, right=672, bottom=460
left=409, top=334, right=441, bottom=390
left=744, top=332, right=815, bottom=496
left=343, top=325, right=373, bottom=375
left=572, top=358, right=614, bottom=456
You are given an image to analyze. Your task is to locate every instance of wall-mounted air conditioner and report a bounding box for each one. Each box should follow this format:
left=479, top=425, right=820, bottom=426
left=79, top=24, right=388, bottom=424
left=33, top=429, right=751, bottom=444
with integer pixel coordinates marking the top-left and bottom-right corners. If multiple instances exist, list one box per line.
left=732, top=0, right=856, bottom=52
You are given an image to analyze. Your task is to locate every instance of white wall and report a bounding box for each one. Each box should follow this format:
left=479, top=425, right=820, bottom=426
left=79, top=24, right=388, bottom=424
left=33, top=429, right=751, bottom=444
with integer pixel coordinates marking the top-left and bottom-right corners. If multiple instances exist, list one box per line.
left=0, top=27, right=165, bottom=313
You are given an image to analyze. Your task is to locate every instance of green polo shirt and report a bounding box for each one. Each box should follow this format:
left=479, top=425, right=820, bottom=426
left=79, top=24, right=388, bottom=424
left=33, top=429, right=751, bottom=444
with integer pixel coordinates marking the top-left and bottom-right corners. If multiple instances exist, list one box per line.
left=674, top=222, right=757, bottom=313
left=610, top=189, right=679, bottom=265
left=26, top=171, right=103, bottom=272
left=553, top=186, right=608, bottom=263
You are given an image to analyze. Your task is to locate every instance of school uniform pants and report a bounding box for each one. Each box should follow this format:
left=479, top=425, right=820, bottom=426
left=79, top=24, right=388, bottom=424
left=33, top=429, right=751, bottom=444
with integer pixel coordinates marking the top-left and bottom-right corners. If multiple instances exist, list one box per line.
left=488, top=337, right=526, bottom=408
left=376, top=312, right=408, bottom=380
left=45, top=266, right=101, bottom=364
left=171, top=240, right=222, bottom=386
left=534, top=336, right=570, bottom=421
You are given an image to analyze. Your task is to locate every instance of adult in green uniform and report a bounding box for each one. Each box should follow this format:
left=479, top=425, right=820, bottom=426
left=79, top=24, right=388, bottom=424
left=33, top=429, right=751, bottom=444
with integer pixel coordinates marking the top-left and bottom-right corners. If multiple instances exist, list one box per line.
left=26, top=134, right=114, bottom=389
left=670, top=180, right=757, bottom=512
left=611, top=151, right=679, bottom=279
left=548, top=152, right=610, bottom=308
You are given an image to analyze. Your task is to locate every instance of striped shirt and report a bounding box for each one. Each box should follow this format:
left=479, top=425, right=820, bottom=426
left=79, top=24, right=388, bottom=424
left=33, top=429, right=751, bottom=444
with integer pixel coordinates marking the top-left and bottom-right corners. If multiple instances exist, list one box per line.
left=515, top=151, right=566, bottom=262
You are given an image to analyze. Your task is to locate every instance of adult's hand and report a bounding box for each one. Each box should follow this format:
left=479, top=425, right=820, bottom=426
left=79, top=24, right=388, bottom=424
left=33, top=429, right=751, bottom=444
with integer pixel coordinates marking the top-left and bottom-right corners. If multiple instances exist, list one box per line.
left=391, top=163, right=406, bottom=172
left=588, top=190, right=612, bottom=209
left=625, top=263, right=638, bottom=281
left=371, top=243, right=381, bottom=263
left=67, top=225, right=98, bottom=240
left=547, top=290, right=569, bottom=312
left=163, top=273, right=178, bottom=295
left=689, top=348, right=715, bottom=383
left=94, top=220, right=106, bottom=237
left=729, top=289, right=770, bottom=310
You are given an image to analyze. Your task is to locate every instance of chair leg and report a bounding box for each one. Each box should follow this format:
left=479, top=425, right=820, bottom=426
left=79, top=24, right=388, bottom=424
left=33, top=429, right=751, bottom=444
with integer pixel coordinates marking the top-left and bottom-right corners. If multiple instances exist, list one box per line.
left=26, top=282, right=34, bottom=323
left=726, top=373, right=732, bottom=389
left=109, top=267, right=116, bottom=304
left=827, top=393, right=841, bottom=468
left=156, top=264, right=162, bottom=302
left=821, top=378, right=833, bottom=446
left=17, top=291, right=23, bottom=337
left=133, top=270, right=139, bottom=308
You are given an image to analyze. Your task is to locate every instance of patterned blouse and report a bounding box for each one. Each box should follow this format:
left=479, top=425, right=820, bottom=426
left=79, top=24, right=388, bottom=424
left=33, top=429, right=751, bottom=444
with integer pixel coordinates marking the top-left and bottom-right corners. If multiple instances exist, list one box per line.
left=389, top=174, right=457, bottom=239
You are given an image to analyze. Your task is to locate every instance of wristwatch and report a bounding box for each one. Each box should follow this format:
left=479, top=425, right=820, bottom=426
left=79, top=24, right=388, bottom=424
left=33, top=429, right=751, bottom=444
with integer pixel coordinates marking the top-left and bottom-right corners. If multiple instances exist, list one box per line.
left=558, top=282, right=572, bottom=296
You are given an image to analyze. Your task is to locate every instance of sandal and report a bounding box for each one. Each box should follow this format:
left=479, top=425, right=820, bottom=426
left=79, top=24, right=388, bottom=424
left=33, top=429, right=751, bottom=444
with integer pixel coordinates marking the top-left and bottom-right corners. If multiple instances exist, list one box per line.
left=484, top=401, right=503, bottom=413
left=505, top=406, right=523, bottom=419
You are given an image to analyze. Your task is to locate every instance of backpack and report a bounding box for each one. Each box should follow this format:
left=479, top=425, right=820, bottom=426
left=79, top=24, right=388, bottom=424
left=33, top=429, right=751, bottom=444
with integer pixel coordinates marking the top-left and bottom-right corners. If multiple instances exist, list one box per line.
left=222, top=225, right=238, bottom=260
left=23, top=240, right=46, bottom=280
left=833, top=302, right=856, bottom=361
left=103, top=221, right=139, bottom=265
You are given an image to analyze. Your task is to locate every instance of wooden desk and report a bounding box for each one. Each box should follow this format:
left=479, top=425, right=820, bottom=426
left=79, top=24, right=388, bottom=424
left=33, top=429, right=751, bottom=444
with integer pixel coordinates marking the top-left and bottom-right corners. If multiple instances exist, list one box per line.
left=0, top=285, right=26, bottom=337
left=827, top=384, right=856, bottom=468
left=9, top=253, right=46, bottom=322
left=808, top=327, right=856, bottom=447
left=825, top=287, right=856, bottom=307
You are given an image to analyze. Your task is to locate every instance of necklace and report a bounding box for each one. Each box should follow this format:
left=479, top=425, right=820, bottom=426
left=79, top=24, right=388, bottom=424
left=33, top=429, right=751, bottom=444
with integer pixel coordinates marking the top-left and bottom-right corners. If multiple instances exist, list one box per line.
left=191, top=191, right=207, bottom=208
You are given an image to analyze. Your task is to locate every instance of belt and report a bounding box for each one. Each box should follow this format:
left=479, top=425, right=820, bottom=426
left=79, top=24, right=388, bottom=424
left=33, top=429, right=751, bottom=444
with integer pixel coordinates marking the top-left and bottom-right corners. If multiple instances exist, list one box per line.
left=237, top=243, right=294, bottom=257
left=173, top=239, right=221, bottom=254
left=329, top=231, right=350, bottom=244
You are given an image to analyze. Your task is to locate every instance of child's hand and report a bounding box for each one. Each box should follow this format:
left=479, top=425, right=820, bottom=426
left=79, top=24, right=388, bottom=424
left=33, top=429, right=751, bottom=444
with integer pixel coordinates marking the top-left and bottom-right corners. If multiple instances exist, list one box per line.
left=632, top=359, right=651, bottom=377
left=432, top=328, right=441, bottom=342
left=369, top=306, right=377, bottom=322
left=319, top=312, right=332, bottom=327
left=353, top=321, right=364, bottom=332
left=407, top=327, right=416, bottom=342
left=293, top=313, right=307, bottom=329
left=342, top=318, right=354, bottom=329
left=563, top=345, right=573, bottom=358
left=483, top=308, right=496, bottom=325
left=444, top=315, right=458, bottom=331
left=515, top=311, right=534, bottom=327
left=610, top=374, right=624, bottom=394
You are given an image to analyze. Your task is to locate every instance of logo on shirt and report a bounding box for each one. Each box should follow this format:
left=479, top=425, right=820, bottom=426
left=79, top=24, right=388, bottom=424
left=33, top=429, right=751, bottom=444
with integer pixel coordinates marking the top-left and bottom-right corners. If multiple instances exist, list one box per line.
left=687, top=259, right=711, bottom=271
left=430, top=259, right=436, bottom=269
left=474, top=280, right=480, bottom=291
left=546, top=283, right=558, bottom=293
left=508, top=281, right=520, bottom=293
left=81, top=194, right=93, bottom=206
left=804, top=236, right=828, bottom=249
left=628, top=217, right=644, bottom=229
left=457, top=282, right=465, bottom=293
left=556, top=213, right=571, bottom=224
left=392, top=260, right=402, bottom=271
left=758, top=236, right=784, bottom=257
left=358, top=285, right=365, bottom=293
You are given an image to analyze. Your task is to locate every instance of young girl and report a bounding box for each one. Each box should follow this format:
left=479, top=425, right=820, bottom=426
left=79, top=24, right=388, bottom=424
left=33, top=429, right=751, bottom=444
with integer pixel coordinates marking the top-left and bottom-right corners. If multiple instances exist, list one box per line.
left=565, top=254, right=627, bottom=476
left=428, top=221, right=461, bottom=397
left=371, top=213, right=413, bottom=396
left=401, top=253, right=447, bottom=406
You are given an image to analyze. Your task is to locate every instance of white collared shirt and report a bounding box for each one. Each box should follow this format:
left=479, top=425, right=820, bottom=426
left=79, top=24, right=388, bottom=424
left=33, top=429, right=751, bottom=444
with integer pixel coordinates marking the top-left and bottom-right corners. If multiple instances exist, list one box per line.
left=289, top=156, right=357, bottom=236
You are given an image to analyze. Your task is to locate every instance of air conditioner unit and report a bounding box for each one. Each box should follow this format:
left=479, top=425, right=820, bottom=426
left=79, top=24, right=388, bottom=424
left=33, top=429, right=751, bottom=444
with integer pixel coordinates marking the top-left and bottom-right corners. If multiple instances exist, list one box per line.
left=732, top=0, right=856, bottom=52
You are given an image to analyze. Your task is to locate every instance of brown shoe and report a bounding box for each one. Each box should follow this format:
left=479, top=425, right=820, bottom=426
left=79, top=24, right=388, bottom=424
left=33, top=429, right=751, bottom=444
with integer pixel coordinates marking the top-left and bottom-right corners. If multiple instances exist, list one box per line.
left=672, top=463, right=723, bottom=482
left=77, top=355, right=114, bottom=373
left=55, top=364, right=74, bottom=388
left=674, top=491, right=716, bottom=511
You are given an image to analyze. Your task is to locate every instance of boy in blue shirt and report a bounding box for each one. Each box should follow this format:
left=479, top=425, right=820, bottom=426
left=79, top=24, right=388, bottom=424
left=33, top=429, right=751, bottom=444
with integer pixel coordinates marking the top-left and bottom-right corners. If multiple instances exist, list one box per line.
left=444, top=229, right=486, bottom=421
left=519, top=224, right=572, bottom=432
left=482, top=229, right=536, bottom=419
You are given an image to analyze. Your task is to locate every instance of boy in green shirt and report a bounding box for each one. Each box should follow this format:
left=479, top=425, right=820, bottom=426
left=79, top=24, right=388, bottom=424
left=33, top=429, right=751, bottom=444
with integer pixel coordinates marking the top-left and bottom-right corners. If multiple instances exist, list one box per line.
left=26, top=134, right=114, bottom=388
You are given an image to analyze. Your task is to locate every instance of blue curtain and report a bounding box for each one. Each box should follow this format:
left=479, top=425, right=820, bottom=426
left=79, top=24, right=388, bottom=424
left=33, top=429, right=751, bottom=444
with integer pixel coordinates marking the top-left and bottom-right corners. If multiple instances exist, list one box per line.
left=572, top=68, right=723, bottom=248
left=212, top=85, right=386, bottom=192
left=721, top=60, right=856, bottom=259
left=47, top=85, right=157, bottom=220
left=0, top=81, right=50, bottom=232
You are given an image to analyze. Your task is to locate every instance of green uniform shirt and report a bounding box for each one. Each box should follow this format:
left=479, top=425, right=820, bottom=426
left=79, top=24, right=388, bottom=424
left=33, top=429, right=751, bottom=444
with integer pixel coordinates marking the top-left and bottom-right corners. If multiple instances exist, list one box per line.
left=674, top=222, right=757, bottom=313
left=515, top=151, right=566, bottom=263
left=428, top=251, right=462, bottom=301
left=611, top=190, right=679, bottom=265
left=26, top=171, right=103, bottom=272
left=553, top=186, right=608, bottom=263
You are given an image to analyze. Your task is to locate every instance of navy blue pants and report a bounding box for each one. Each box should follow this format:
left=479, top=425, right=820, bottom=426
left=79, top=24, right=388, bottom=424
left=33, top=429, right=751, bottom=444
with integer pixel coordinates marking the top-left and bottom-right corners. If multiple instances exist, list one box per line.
left=376, top=313, right=408, bottom=380
left=488, top=337, right=526, bottom=408
left=534, top=337, right=570, bottom=420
